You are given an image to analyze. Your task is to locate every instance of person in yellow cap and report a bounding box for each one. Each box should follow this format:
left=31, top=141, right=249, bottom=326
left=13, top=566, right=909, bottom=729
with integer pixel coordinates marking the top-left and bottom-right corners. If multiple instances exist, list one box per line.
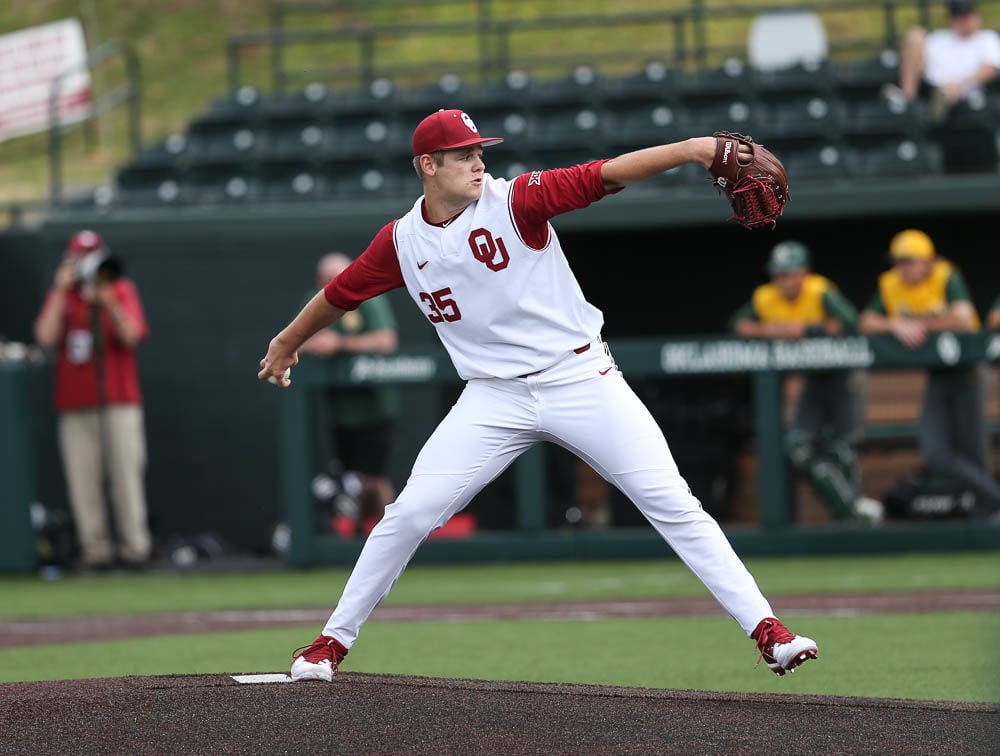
left=859, top=229, right=1000, bottom=513
left=730, top=241, right=881, bottom=523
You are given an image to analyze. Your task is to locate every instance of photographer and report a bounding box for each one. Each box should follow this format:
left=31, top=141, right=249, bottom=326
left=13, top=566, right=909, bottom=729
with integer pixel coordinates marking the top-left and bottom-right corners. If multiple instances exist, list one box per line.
left=33, top=230, right=153, bottom=571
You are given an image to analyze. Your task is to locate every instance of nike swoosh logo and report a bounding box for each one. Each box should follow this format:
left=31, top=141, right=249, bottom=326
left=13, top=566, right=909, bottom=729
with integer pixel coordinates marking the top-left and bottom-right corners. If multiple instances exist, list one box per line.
left=417, top=260, right=429, bottom=269
left=599, top=367, right=612, bottom=375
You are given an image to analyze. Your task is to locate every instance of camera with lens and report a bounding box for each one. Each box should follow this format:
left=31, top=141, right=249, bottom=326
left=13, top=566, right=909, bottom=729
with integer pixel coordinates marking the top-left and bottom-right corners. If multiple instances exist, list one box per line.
left=75, top=251, right=122, bottom=286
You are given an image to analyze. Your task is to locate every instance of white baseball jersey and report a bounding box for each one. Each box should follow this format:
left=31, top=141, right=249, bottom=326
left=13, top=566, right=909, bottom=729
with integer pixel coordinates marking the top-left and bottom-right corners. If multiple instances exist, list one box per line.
left=325, top=162, right=611, bottom=379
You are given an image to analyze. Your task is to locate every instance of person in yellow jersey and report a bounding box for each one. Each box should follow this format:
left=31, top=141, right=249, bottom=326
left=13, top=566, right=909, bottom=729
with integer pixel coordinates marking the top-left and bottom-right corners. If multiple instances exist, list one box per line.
left=730, top=241, right=881, bottom=522
left=860, top=229, right=1000, bottom=514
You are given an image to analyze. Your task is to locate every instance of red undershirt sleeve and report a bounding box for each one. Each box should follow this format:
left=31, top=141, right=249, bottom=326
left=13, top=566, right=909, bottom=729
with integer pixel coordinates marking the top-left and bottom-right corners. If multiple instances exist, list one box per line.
left=509, top=160, right=620, bottom=249
left=323, top=221, right=405, bottom=310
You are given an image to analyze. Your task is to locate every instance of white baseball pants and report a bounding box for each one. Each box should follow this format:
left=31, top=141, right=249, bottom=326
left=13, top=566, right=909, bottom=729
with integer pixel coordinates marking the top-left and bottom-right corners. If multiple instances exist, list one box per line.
left=323, top=339, right=774, bottom=646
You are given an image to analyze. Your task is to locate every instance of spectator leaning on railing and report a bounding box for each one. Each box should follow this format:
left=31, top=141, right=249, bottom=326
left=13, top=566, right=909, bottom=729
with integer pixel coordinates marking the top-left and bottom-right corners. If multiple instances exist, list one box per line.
left=859, top=229, right=1000, bottom=516
left=729, top=240, right=882, bottom=524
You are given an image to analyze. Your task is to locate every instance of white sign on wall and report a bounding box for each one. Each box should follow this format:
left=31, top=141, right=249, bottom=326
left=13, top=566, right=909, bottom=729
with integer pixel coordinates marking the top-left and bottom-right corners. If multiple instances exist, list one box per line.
left=0, top=18, right=91, bottom=142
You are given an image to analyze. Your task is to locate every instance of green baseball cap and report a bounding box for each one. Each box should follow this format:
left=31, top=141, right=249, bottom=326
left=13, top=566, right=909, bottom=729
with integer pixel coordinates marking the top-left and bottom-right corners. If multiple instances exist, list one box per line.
left=767, top=240, right=810, bottom=274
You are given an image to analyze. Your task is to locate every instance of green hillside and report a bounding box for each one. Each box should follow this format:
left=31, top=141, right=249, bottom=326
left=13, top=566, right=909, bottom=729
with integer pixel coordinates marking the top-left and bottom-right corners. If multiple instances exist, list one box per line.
left=0, top=0, right=270, bottom=206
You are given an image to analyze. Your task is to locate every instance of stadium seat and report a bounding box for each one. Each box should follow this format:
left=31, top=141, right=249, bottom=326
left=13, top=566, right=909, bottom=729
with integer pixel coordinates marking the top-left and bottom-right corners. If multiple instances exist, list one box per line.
left=469, top=105, right=534, bottom=144
left=835, top=49, right=900, bottom=100
left=752, top=59, right=836, bottom=97
left=185, top=121, right=264, bottom=167
left=113, top=163, right=186, bottom=206
left=925, top=105, right=998, bottom=174
left=127, top=134, right=190, bottom=170
left=984, top=78, right=1000, bottom=115
left=259, top=83, right=336, bottom=122
left=321, top=161, right=409, bottom=199
left=681, top=96, right=762, bottom=136
left=933, top=91, right=999, bottom=130
left=605, top=101, right=687, bottom=152
left=399, top=73, right=469, bottom=119
left=751, top=57, right=839, bottom=142
left=756, top=94, right=844, bottom=140
left=532, top=64, right=604, bottom=107
left=324, top=113, right=406, bottom=160
left=852, top=138, right=942, bottom=177
left=681, top=58, right=752, bottom=98
left=841, top=91, right=920, bottom=138
left=772, top=139, right=852, bottom=180
left=472, top=69, right=539, bottom=109
left=602, top=60, right=680, bottom=105
left=331, top=77, right=400, bottom=119
left=197, top=85, right=263, bottom=126
left=182, top=163, right=262, bottom=204
left=531, top=105, right=610, bottom=149
left=258, top=160, right=329, bottom=202
left=261, top=118, right=332, bottom=163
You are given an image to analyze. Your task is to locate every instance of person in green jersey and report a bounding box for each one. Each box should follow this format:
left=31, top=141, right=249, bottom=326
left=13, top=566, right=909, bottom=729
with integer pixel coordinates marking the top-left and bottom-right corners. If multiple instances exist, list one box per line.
left=299, top=252, right=401, bottom=538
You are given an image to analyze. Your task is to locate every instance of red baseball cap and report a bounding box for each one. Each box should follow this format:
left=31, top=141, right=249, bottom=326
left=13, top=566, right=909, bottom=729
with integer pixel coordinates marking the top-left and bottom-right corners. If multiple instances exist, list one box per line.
left=65, top=229, right=106, bottom=256
left=412, top=109, right=503, bottom=156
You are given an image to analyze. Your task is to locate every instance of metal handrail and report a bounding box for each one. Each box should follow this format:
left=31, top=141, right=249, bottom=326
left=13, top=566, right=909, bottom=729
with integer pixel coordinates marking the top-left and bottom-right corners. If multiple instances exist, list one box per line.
left=47, top=38, right=142, bottom=205
left=224, top=0, right=992, bottom=94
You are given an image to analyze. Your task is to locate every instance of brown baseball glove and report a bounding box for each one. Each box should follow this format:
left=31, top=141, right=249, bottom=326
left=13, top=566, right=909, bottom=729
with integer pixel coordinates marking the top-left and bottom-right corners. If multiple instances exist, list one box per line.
left=708, top=131, right=789, bottom=230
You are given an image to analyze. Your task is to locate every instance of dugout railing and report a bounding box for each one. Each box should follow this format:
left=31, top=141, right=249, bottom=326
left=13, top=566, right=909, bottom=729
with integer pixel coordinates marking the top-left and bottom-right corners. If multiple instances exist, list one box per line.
left=276, top=332, right=1000, bottom=567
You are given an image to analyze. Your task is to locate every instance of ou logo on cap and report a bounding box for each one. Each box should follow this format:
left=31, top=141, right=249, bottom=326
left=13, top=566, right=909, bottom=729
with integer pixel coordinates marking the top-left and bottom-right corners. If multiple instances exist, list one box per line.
left=461, top=112, right=479, bottom=134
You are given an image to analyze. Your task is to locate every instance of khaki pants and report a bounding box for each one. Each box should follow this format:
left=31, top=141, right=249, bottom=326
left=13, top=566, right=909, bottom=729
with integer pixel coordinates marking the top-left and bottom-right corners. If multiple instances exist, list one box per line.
left=58, top=405, right=151, bottom=565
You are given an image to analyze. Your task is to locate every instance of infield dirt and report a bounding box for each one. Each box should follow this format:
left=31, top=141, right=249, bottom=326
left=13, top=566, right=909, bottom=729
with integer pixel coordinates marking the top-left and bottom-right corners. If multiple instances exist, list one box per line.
left=2, top=591, right=998, bottom=754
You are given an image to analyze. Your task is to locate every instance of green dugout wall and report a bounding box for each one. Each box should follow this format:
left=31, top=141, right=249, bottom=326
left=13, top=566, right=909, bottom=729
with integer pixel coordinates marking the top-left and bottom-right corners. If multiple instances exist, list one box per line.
left=1, top=187, right=999, bottom=568
left=278, top=334, right=1000, bottom=566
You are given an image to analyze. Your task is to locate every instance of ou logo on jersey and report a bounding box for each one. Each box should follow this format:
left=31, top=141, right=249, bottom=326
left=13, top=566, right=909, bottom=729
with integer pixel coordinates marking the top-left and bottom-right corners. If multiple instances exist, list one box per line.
left=468, top=228, right=509, bottom=271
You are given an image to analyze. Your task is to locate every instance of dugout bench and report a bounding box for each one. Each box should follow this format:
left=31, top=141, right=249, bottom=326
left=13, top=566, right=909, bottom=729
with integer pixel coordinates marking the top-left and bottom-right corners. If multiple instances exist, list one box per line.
left=278, top=332, right=1000, bottom=566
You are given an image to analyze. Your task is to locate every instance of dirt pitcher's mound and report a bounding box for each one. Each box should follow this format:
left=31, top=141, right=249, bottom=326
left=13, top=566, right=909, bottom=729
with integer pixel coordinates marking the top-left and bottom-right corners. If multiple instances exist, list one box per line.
left=1, top=672, right=997, bottom=755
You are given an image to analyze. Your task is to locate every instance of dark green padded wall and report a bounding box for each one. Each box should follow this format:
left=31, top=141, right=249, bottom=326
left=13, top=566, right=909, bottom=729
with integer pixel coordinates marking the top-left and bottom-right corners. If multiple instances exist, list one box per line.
left=4, top=203, right=997, bottom=554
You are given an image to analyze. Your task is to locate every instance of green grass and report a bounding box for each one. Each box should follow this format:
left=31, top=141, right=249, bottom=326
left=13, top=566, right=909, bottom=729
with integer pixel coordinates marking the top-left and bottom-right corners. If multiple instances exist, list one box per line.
left=2, top=552, right=998, bottom=619
left=2, top=614, right=998, bottom=702
left=1, top=553, right=998, bottom=701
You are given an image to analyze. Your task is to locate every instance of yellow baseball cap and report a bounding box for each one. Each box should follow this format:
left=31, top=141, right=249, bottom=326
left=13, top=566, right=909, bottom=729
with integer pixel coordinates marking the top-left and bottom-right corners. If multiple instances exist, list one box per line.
left=888, top=229, right=935, bottom=261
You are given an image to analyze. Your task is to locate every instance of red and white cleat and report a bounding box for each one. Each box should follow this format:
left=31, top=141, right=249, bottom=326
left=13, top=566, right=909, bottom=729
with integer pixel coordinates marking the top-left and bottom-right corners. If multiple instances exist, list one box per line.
left=752, top=617, right=818, bottom=676
left=290, top=634, right=349, bottom=682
